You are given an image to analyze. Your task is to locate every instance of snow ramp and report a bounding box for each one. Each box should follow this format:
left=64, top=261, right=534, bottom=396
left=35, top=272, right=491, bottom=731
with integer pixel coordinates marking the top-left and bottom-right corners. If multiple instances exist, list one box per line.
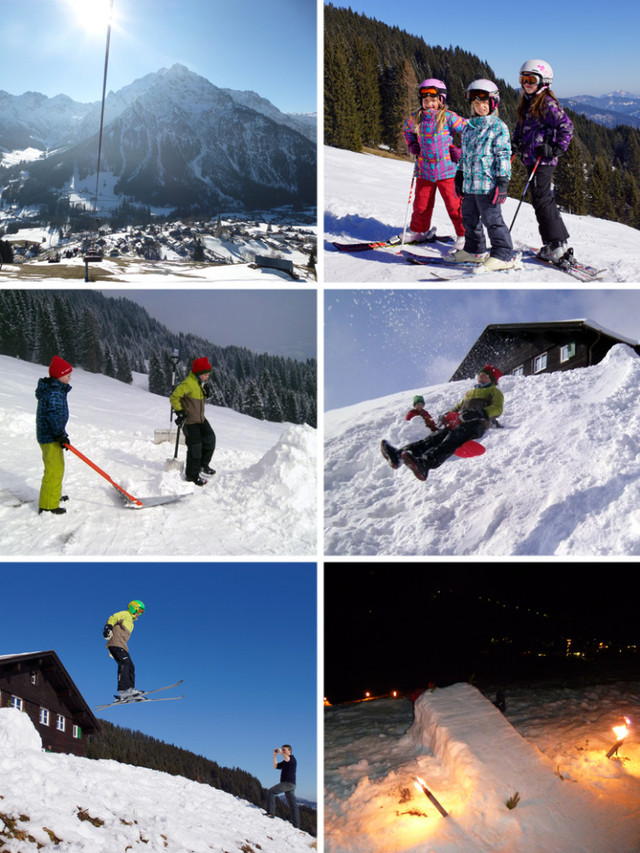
left=406, top=683, right=613, bottom=852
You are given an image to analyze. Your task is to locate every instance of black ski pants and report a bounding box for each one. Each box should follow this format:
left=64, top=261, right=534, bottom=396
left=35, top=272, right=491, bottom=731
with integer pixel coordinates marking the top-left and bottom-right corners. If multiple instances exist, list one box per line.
left=461, top=193, right=513, bottom=261
left=183, top=419, right=216, bottom=480
left=528, top=164, right=569, bottom=244
left=403, top=421, right=486, bottom=470
left=109, top=646, right=135, bottom=691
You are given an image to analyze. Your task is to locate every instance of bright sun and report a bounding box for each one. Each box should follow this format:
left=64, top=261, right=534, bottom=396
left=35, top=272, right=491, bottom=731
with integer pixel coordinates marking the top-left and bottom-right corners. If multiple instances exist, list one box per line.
left=64, top=0, right=114, bottom=37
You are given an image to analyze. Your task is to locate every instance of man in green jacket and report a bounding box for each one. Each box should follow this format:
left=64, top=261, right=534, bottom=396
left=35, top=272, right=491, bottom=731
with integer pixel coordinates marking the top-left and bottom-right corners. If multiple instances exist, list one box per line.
left=170, top=357, right=216, bottom=486
left=103, top=600, right=145, bottom=700
left=381, top=364, right=504, bottom=482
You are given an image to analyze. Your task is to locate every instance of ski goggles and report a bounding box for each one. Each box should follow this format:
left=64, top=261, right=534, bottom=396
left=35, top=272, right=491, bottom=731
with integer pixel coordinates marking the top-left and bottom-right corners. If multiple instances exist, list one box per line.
left=520, top=73, right=540, bottom=85
left=469, top=90, right=491, bottom=101
left=419, top=88, right=440, bottom=98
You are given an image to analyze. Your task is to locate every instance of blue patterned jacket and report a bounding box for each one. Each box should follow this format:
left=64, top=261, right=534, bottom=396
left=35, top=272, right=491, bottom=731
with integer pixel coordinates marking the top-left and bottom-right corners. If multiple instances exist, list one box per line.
left=458, top=113, right=511, bottom=195
left=36, top=377, right=71, bottom=444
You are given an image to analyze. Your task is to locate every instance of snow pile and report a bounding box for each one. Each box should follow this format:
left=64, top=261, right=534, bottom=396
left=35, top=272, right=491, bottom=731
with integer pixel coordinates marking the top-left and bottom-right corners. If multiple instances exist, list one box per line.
left=325, top=343, right=640, bottom=556
left=0, top=356, right=317, bottom=556
left=325, top=682, right=640, bottom=852
left=0, top=708, right=314, bottom=852
left=324, top=146, right=640, bottom=282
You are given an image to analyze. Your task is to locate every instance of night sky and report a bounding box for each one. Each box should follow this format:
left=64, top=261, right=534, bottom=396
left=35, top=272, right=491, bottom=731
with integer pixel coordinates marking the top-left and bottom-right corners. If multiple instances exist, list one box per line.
left=324, top=564, right=640, bottom=704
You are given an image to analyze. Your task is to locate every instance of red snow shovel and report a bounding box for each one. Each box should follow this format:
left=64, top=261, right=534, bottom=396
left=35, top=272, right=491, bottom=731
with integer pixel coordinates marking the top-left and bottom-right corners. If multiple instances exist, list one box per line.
left=64, top=443, right=184, bottom=508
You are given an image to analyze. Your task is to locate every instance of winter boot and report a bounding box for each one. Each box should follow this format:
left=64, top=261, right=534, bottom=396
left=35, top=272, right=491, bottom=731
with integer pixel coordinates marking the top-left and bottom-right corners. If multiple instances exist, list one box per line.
left=188, top=475, right=207, bottom=486
left=201, top=465, right=216, bottom=476
left=400, top=450, right=429, bottom=481
left=452, top=249, right=488, bottom=264
left=39, top=506, right=67, bottom=515
left=537, top=240, right=569, bottom=263
left=380, top=439, right=401, bottom=469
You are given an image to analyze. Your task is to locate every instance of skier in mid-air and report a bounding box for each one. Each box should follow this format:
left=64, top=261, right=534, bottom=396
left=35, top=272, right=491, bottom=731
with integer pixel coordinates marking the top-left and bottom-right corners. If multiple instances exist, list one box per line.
left=381, top=364, right=504, bottom=481
left=103, top=600, right=146, bottom=700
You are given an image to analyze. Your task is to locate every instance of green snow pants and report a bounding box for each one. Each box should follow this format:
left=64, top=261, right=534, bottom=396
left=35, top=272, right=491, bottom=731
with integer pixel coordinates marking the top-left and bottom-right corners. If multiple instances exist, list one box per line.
left=39, top=442, right=65, bottom=510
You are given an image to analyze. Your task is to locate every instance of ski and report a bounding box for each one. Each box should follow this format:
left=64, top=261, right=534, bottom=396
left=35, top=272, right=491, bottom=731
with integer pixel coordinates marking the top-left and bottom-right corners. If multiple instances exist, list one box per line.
left=94, top=679, right=184, bottom=710
left=94, top=695, right=185, bottom=710
left=404, top=251, right=523, bottom=280
left=514, top=243, right=606, bottom=281
left=332, top=231, right=454, bottom=253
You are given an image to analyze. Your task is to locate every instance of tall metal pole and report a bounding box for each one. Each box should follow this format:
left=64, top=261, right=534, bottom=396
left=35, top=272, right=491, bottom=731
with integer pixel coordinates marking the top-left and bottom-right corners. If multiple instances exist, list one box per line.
left=93, top=0, right=114, bottom=218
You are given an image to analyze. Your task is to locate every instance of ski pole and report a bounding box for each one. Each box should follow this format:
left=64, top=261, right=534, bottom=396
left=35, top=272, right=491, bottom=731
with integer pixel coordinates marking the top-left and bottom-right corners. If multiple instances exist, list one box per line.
left=509, top=156, right=541, bottom=232
left=173, top=423, right=182, bottom=460
left=400, top=167, right=417, bottom=250
left=64, top=442, right=144, bottom=507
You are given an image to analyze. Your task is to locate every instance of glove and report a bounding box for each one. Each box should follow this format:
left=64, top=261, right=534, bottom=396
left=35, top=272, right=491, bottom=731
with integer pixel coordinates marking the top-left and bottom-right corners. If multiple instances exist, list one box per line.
left=103, top=624, right=113, bottom=641
left=408, top=140, right=421, bottom=156
left=449, top=145, right=462, bottom=163
left=454, top=171, right=464, bottom=198
left=490, top=177, right=509, bottom=205
left=440, top=411, right=461, bottom=429
left=534, top=142, right=558, bottom=160
left=461, top=409, right=486, bottom=422
left=55, top=433, right=69, bottom=448
left=174, top=411, right=185, bottom=427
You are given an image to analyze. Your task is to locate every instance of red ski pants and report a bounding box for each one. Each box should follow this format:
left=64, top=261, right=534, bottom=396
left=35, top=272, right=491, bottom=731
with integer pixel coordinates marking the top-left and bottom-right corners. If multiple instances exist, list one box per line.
left=410, top=177, right=464, bottom=236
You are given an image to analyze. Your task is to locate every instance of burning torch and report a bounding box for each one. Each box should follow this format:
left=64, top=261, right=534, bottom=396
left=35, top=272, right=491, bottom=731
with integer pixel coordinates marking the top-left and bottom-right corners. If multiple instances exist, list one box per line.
left=413, top=776, right=449, bottom=817
left=606, top=716, right=631, bottom=759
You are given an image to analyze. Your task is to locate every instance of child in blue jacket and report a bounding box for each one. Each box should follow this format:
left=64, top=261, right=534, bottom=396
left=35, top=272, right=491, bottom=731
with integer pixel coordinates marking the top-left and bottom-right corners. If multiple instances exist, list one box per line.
left=453, top=79, right=515, bottom=272
left=35, top=355, right=72, bottom=515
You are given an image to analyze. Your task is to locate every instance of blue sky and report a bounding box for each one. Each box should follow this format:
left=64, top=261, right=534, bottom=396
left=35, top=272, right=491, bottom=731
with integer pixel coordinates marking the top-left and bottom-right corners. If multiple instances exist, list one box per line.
left=324, top=289, right=640, bottom=410
left=113, top=290, right=318, bottom=361
left=1, top=562, right=318, bottom=801
left=2, top=0, right=317, bottom=113
left=329, top=0, right=640, bottom=97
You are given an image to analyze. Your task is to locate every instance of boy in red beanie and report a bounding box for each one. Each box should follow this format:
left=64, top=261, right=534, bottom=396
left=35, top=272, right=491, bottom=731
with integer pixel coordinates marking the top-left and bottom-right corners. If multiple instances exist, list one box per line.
left=35, top=356, right=73, bottom=514
left=169, top=357, right=216, bottom=486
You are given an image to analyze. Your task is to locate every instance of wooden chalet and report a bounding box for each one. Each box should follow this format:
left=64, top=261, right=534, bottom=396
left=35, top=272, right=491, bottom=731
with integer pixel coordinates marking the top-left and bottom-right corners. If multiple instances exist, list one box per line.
left=0, top=651, right=100, bottom=756
left=450, top=320, right=640, bottom=381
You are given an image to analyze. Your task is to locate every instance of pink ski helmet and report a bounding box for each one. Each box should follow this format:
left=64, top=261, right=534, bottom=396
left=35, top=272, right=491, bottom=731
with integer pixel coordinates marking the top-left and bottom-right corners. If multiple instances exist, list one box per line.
left=418, top=78, right=447, bottom=104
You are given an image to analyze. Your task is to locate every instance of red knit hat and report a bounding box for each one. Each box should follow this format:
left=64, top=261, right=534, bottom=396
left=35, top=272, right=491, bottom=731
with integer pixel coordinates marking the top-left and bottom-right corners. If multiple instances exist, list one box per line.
left=482, top=364, right=503, bottom=384
left=192, top=357, right=211, bottom=375
left=49, top=355, right=73, bottom=379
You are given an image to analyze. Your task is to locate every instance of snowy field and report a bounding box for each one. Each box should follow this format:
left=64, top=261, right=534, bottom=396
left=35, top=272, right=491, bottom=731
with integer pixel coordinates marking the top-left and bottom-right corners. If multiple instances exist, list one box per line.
left=324, top=680, right=640, bottom=853
left=325, top=343, right=640, bottom=557
left=0, top=708, right=315, bottom=852
left=323, top=146, right=640, bottom=283
left=0, top=356, right=317, bottom=556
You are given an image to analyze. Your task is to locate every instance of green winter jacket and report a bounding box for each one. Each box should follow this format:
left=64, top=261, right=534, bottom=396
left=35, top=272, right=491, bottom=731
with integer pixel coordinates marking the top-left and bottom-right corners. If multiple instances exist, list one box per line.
left=170, top=372, right=207, bottom=424
left=106, top=610, right=136, bottom=651
left=452, top=383, right=504, bottom=421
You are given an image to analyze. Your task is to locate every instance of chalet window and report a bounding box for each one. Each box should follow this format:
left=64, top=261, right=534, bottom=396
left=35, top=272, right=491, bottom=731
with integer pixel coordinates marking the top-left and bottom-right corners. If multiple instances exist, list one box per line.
left=10, top=696, right=24, bottom=711
left=533, top=352, right=548, bottom=373
left=560, top=342, right=576, bottom=363
left=73, top=724, right=82, bottom=739
left=39, top=708, right=50, bottom=726
left=56, top=714, right=66, bottom=732
left=512, top=365, right=524, bottom=376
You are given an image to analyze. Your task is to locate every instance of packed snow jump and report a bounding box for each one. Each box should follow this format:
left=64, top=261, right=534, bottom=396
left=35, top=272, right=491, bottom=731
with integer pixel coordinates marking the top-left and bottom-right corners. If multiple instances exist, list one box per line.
left=381, top=365, right=502, bottom=482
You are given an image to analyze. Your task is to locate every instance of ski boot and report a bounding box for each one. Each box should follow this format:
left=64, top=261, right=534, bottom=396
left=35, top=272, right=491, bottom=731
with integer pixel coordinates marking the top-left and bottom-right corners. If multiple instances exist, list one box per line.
left=400, top=450, right=429, bottom=481
left=537, top=240, right=569, bottom=263
left=380, top=439, right=401, bottom=469
left=452, top=249, right=488, bottom=264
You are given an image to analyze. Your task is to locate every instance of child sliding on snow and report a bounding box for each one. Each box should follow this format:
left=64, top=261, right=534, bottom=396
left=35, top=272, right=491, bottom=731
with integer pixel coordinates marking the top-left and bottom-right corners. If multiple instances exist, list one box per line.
left=453, top=80, right=515, bottom=272
left=402, top=79, right=466, bottom=246
left=381, top=365, right=503, bottom=481
left=512, top=59, right=573, bottom=263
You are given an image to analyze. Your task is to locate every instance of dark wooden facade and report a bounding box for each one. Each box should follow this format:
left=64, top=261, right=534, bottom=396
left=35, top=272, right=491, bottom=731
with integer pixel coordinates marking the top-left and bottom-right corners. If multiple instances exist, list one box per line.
left=0, top=651, right=100, bottom=756
left=451, top=321, right=640, bottom=381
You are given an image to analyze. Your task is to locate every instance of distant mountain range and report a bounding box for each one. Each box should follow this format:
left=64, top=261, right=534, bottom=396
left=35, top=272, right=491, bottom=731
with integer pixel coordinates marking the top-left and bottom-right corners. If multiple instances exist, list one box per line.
left=561, top=91, right=640, bottom=130
left=0, top=64, right=316, bottom=215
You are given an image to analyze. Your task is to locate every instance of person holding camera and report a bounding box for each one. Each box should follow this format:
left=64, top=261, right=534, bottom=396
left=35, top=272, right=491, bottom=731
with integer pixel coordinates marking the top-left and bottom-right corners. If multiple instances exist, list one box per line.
left=265, top=744, right=299, bottom=828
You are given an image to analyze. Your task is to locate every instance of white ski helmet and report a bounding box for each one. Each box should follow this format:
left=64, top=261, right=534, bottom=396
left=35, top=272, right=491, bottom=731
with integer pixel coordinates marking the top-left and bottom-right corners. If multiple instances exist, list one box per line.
left=418, top=78, right=447, bottom=104
left=519, top=59, right=553, bottom=89
left=465, top=79, right=500, bottom=113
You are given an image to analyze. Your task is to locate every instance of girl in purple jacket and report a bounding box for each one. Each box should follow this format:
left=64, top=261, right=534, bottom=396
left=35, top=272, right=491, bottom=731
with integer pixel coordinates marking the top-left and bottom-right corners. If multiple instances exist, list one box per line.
left=512, top=59, right=573, bottom=263
left=403, top=79, right=466, bottom=246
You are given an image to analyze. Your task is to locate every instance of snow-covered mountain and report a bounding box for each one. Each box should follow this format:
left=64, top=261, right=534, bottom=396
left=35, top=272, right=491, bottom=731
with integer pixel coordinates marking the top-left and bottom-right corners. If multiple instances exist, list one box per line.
left=0, top=708, right=314, bottom=852
left=325, top=342, right=640, bottom=557
left=562, top=91, right=640, bottom=129
left=325, top=681, right=640, bottom=852
left=0, top=65, right=316, bottom=212
left=324, top=146, right=640, bottom=282
left=0, top=356, right=317, bottom=557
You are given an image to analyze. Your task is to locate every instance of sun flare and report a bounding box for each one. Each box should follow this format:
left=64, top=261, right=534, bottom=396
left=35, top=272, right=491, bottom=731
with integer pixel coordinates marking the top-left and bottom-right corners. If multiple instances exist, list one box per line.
left=63, top=0, right=114, bottom=37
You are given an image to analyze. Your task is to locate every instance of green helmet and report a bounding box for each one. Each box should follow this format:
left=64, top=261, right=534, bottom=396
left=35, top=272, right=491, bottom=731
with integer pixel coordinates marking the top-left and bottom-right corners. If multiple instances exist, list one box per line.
left=128, top=600, right=145, bottom=616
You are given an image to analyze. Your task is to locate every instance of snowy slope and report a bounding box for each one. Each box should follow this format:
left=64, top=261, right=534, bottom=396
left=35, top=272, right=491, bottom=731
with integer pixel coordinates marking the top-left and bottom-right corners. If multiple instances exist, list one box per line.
left=324, top=343, right=640, bottom=556
left=0, top=356, right=317, bottom=556
left=0, top=708, right=314, bottom=852
left=324, top=146, right=640, bottom=282
left=325, top=681, right=640, bottom=853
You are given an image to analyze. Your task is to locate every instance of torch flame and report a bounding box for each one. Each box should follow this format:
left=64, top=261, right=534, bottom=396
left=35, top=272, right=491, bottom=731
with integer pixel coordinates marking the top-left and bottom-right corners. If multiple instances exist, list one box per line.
left=613, top=717, right=631, bottom=741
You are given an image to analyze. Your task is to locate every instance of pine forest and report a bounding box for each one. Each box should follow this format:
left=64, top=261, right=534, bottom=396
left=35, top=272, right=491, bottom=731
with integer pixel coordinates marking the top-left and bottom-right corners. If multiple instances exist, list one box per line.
left=0, top=290, right=317, bottom=428
left=324, top=3, right=640, bottom=230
